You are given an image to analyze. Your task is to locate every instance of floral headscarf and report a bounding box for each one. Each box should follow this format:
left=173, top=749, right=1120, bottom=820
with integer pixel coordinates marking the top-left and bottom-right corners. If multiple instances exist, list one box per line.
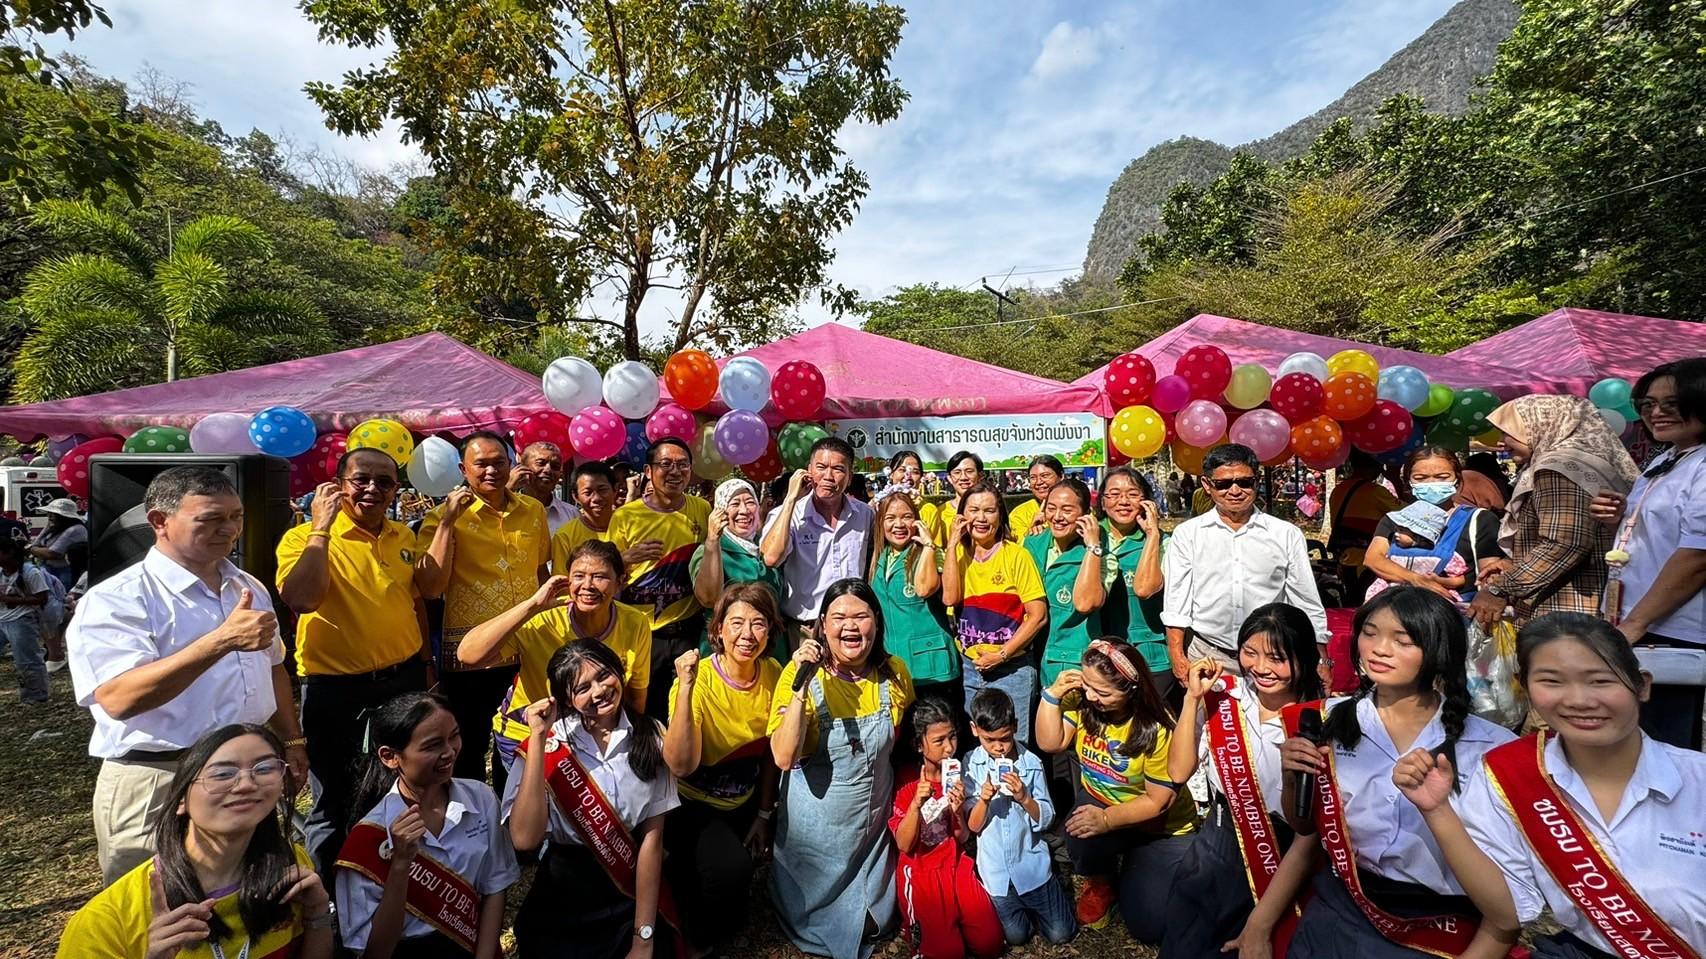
left=713, top=477, right=760, bottom=554
left=1487, top=395, right=1638, bottom=552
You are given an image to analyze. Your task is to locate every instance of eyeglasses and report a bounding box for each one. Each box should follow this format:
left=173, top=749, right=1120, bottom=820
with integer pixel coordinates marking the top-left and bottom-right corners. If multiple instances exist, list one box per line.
left=1634, top=399, right=1681, bottom=416
left=196, top=758, right=288, bottom=793
left=650, top=460, right=693, bottom=474
left=1208, top=477, right=1257, bottom=491
left=343, top=475, right=399, bottom=491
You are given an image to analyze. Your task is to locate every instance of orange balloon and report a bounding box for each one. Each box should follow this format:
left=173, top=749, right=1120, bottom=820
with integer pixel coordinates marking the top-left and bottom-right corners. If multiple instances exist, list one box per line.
left=1289, top=416, right=1345, bottom=458
left=1322, top=372, right=1377, bottom=421
left=663, top=350, right=719, bottom=410
left=1170, top=439, right=1210, bottom=475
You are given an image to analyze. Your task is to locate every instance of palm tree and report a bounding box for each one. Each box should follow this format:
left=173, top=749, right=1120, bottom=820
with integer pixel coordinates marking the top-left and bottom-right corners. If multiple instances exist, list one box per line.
left=10, top=200, right=334, bottom=403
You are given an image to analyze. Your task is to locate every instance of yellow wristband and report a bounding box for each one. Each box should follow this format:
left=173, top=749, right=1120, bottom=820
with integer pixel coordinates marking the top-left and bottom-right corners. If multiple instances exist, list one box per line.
left=283, top=738, right=307, bottom=749
left=307, top=530, right=331, bottom=540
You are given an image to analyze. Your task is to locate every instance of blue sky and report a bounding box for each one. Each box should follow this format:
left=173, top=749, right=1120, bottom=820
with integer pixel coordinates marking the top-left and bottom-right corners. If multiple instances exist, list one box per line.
left=66, top=0, right=1459, bottom=334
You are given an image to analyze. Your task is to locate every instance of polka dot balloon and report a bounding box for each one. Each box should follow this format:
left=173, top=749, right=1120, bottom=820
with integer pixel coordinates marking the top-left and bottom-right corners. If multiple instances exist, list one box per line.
left=1346, top=400, right=1414, bottom=454
left=122, top=425, right=191, bottom=454
left=569, top=407, right=626, bottom=461
left=1322, top=372, right=1377, bottom=421
left=1175, top=346, right=1233, bottom=401
left=742, top=432, right=784, bottom=483
left=1269, top=372, right=1325, bottom=423
left=1104, top=352, right=1157, bottom=410
left=1441, top=387, right=1500, bottom=436
left=347, top=418, right=416, bottom=467
left=770, top=360, right=828, bottom=420
left=778, top=422, right=828, bottom=471
left=304, top=433, right=348, bottom=484
left=56, top=435, right=124, bottom=499
left=248, top=406, right=318, bottom=458
left=1289, top=415, right=1345, bottom=460
left=1110, top=404, right=1166, bottom=459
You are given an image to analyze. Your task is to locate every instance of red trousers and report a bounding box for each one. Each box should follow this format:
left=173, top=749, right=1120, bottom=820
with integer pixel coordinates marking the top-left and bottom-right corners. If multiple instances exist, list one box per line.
left=897, top=854, right=1005, bottom=959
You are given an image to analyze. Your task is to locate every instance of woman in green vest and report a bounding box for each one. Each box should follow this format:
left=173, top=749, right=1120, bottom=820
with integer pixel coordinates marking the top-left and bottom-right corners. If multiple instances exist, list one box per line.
left=1023, top=477, right=1109, bottom=687
left=866, top=488, right=960, bottom=702
left=1096, top=465, right=1171, bottom=697
left=692, top=478, right=784, bottom=660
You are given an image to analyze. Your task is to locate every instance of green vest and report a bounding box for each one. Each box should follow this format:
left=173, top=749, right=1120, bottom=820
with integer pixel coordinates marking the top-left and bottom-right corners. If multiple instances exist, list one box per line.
left=691, top=535, right=786, bottom=662
left=1101, top=520, right=1169, bottom=673
left=1024, top=530, right=1104, bottom=686
left=869, top=548, right=959, bottom=685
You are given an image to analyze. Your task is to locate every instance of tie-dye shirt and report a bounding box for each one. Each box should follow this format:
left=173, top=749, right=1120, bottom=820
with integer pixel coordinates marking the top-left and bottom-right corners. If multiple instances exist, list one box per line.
left=609, top=494, right=712, bottom=631
left=952, top=541, right=1044, bottom=660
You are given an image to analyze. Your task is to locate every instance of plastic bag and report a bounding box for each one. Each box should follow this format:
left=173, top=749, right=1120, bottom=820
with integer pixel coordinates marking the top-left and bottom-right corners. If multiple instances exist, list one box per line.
left=1466, top=618, right=1527, bottom=729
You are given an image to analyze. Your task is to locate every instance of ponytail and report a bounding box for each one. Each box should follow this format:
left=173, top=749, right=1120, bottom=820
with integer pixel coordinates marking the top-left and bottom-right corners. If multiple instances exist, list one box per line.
left=346, top=691, right=456, bottom=831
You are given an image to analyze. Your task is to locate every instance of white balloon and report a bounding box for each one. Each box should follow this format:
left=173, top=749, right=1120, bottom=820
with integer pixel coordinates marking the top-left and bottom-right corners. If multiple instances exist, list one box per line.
left=1276, top=352, right=1330, bottom=384
left=407, top=436, right=462, bottom=497
left=543, top=357, right=604, bottom=416
left=1598, top=407, right=1628, bottom=436
left=719, top=357, right=772, bottom=413
left=602, top=360, right=662, bottom=420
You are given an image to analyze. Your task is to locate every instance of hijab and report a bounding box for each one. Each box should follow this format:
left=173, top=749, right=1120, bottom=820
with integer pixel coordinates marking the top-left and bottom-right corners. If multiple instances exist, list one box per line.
left=1487, top=395, right=1638, bottom=552
left=713, top=478, right=760, bottom=555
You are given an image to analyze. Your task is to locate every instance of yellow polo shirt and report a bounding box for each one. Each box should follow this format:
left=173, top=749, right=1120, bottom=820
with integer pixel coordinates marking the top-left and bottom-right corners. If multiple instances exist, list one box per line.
left=607, top=495, right=711, bottom=631
left=493, top=601, right=652, bottom=744
left=419, top=491, right=549, bottom=668
left=276, top=512, right=422, bottom=677
left=550, top=515, right=612, bottom=574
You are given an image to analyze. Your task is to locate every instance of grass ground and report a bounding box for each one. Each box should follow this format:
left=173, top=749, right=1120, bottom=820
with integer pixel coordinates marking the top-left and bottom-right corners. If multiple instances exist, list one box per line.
left=4, top=664, right=1151, bottom=959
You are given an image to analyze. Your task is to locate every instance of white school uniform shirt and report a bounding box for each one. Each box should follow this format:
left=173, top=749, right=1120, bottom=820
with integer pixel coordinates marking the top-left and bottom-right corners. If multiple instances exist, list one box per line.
left=761, top=494, right=874, bottom=620
left=1458, top=733, right=1706, bottom=952
left=1326, top=695, right=1516, bottom=893
left=1619, top=446, right=1706, bottom=640
left=1197, top=683, right=1288, bottom=814
left=500, top=710, right=679, bottom=845
left=68, top=548, right=285, bottom=759
left=962, top=746, right=1055, bottom=897
left=336, top=778, right=521, bottom=950
left=1160, top=510, right=1329, bottom=650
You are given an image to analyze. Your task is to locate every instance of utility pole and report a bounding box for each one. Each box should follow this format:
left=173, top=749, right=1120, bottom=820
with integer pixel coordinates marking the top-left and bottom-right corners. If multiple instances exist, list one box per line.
left=981, top=277, right=1018, bottom=325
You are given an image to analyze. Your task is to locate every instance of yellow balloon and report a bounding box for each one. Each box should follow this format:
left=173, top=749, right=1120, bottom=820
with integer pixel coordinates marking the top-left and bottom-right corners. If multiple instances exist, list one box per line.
left=1223, top=363, right=1273, bottom=410
left=1111, top=405, right=1166, bottom=459
left=348, top=418, right=415, bottom=466
left=691, top=421, right=733, bottom=481
left=1327, top=349, right=1380, bottom=381
left=1474, top=427, right=1502, bottom=447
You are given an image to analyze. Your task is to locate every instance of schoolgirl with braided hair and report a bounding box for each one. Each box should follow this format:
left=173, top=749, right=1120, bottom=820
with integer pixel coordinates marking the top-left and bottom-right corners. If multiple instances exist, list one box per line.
left=1275, top=586, right=1517, bottom=959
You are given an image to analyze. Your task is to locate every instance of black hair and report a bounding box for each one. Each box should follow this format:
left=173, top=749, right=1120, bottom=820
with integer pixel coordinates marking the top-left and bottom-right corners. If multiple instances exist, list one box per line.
left=968, top=687, right=1017, bottom=733
left=766, top=478, right=789, bottom=500
left=1323, top=586, right=1471, bottom=789
left=954, top=480, right=1011, bottom=545
left=887, top=451, right=923, bottom=474
left=335, top=447, right=399, bottom=479
left=911, top=696, right=958, bottom=748
left=1237, top=604, right=1324, bottom=701
left=946, top=451, right=983, bottom=475
left=153, top=725, right=295, bottom=945
left=547, top=639, right=665, bottom=781
left=346, top=692, right=458, bottom=831
left=1029, top=454, right=1065, bottom=477
left=1347, top=447, right=1382, bottom=472
left=1633, top=357, right=1706, bottom=442
left=143, top=466, right=238, bottom=514
left=1402, top=445, right=1462, bottom=483
left=1517, top=612, right=1645, bottom=694
left=458, top=430, right=509, bottom=458
left=1201, top=443, right=1259, bottom=477
left=0, top=538, right=25, bottom=562
left=1081, top=637, right=1175, bottom=757
left=566, top=538, right=626, bottom=583
left=646, top=436, right=693, bottom=466
left=868, top=489, right=924, bottom=581
left=1046, top=476, right=1093, bottom=515
left=571, top=460, right=618, bottom=490
left=848, top=473, right=870, bottom=502
left=1097, top=464, right=1154, bottom=508
left=813, top=578, right=897, bottom=682
left=808, top=436, right=855, bottom=466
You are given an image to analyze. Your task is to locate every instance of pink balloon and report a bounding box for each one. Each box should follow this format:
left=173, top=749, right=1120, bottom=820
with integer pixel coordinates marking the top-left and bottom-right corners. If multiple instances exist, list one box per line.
left=645, top=403, right=698, bottom=446
left=770, top=360, right=828, bottom=420
left=570, top=406, right=626, bottom=460
left=1347, top=400, right=1415, bottom=454
left=1175, top=400, right=1228, bottom=448
left=1228, top=410, right=1292, bottom=461
left=1104, top=352, right=1156, bottom=409
left=1176, top=346, right=1233, bottom=400
left=1152, top=375, right=1192, bottom=413
left=56, top=436, right=125, bottom=500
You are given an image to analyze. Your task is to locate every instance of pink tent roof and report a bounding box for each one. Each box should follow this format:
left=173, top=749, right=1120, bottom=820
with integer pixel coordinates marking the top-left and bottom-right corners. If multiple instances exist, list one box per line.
left=0, top=333, right=549, bottom=441
left=1071, top=314, right=1590, bottom=416
left=1446, top=308, right=1706, bottom=383
left=704, top=323, right=1102, bottom=419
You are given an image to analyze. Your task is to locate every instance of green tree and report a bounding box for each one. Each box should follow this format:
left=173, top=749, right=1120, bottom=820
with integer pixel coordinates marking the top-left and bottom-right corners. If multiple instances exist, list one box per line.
left=857, top=281, right=1112, bottom=382
left=11, top=200, right=332, bottom=401
left=300, top=0, right=909, bottom=359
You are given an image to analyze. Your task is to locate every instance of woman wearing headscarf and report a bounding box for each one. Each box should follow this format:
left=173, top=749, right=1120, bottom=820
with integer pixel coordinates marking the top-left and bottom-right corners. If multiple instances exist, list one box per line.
left=1467, top=396, right=1638, bottom=630
left=692, top=478, right=783, bottom=616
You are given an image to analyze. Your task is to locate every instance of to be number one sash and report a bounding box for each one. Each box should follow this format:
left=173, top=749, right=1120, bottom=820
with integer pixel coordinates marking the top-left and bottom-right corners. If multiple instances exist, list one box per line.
left=336, top=821, right=480, bottom=952
left=1207, top=677, right=1301, bottom=958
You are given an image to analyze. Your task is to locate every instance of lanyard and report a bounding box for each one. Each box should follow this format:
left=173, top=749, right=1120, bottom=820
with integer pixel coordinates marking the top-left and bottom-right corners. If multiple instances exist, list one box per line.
left=1614, top=445, right=1704, bottom=556
left=209, top=939, right=251, bottom=959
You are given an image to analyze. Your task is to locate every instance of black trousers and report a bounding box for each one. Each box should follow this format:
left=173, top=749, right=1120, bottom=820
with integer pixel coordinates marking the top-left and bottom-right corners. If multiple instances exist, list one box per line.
left=663, top=799, right=760, bottom=948
left=440, top=665, right=520, bottom=790
left=1063, top=784, right=1195, bottom=945
left=299, top=658, right=430, bottom=875
left=1636, top=634, right=1705, bottom=750
left=1160, top=798, right=1295, bottom=959
left=646, top=619, right=703, bottom=720
left=517, top=844, right=676, bottom=959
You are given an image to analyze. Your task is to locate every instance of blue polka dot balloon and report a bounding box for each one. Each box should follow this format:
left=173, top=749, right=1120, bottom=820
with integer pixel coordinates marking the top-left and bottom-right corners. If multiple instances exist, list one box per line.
left=248, top=406, right=317, bottom=458
left=618, top=420, right=650, bottom=468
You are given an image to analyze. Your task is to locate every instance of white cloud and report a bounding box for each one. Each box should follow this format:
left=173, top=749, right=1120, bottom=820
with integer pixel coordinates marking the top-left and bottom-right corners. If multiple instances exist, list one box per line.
left=1031, top=21, right=1104, bottom=78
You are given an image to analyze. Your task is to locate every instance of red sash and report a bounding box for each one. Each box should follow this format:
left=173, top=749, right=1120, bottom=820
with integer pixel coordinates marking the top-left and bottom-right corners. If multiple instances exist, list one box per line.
left=1283, top=701, right=1480, bottom=959
left=1207, top=679, right=1300, bottom=958
left=335, top=821, right=480, bottom=953
left=519, top=733, right=685, bottom=953
left=1484, top=735, right=1700, bottom=959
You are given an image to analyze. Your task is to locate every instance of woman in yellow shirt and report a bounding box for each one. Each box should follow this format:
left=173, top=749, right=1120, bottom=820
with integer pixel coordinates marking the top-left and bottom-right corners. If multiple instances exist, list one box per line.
left=1008, top=454, right=1065, bottom=540
left=58, top=725, right=332, bottom=959
left=662, top=582, right=785, bottom=952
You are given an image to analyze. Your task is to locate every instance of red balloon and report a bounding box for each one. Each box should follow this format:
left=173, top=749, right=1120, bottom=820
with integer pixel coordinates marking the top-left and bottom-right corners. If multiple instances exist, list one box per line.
left=303, top=432, right=348, bottom=485
left=663, top=350, right=719, bottom=410
left=1298, top=442, right=1351, bottom=471
left=56, top=436, right=124, bottom=500
left=1269, top=372, right=1325, bottom=423
left=1322, top=372, right=1377, bottom=421
left=771, top=360, right=828, bottom=420
left=1176, top=346, right=1233, bottom=400
left=1347, top=400, right=1414, bottom=454
left=512, top=410, right=575, bottom=454
left=1104, top=352, right=1156, bottom=409
left=1162, top=411, right=1178, bottom=445
left=1106, top=443, right=1132, bottom=467
left=744, top=432, right=784, bottom=483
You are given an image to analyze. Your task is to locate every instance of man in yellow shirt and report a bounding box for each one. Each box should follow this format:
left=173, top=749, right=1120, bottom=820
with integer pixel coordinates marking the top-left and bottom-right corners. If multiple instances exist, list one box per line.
left=608, top=437, right=711, bottom=716
left=416, top=431, right=549, bottom=790
left=277, top=447, right=431, bottom=873
left=550, top=460, right=620, bottom=571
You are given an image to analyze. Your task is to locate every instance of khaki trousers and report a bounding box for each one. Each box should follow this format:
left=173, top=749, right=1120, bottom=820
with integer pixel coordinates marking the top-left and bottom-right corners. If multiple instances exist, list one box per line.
left=93, top=757, right=177, bottom=886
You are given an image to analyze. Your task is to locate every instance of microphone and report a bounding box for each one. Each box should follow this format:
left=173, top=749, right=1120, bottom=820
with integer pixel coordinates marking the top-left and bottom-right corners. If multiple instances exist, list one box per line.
left=792, top=647, right=824, bottom=693
left=1291, top=708, right=1325, bottom=824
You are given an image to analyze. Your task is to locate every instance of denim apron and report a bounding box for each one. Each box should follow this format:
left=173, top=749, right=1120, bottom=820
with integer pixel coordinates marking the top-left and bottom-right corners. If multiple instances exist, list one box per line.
left=770, top=674, right=899, bottom=959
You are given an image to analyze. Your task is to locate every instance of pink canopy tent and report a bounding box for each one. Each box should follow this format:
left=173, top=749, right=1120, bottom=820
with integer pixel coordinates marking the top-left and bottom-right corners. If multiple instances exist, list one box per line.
left=0, top=332, right=549, bottom=441
left=691, top=323, right=1102, bottom=419
left=1072, top=314, right=1590, bottom=416
left=1446, top=308, right=1706, bottom=383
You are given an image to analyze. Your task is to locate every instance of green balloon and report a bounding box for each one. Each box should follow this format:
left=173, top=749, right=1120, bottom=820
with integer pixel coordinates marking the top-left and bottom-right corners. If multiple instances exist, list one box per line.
left=778, top=422, right=827, bottom=471
left=1414, top=383, right=1455, bottom=418
left=1443, top=387, right=1500, bottom=435
left=1424, top=422, right=1472, bottom=451
left=123, top=425, right=191, bottom=454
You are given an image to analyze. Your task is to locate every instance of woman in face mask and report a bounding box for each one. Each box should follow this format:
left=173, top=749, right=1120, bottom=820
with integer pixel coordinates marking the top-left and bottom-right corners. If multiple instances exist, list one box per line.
left=1362, top=446, right=1506, bottom=603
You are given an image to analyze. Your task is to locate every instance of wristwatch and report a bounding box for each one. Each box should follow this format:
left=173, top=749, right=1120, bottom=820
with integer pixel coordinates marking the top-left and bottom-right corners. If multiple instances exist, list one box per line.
left=305, top=901, right=337, bottom=930
left=1485, top=582, right=1508, bottom=598
left=636, top=924, right=655, bottom=942
left=1086, top=544, right=1105, bottom=556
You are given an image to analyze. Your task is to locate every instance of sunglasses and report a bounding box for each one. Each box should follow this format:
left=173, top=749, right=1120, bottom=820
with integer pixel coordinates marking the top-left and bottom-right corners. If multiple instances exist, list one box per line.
left=1208, top=477, right=1257, bottom=491
left=1634, top=399, right=1680, bottom=416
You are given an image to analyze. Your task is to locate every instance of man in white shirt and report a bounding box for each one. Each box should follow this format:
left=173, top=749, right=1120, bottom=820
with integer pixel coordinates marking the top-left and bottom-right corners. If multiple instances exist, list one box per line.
left=68, top=466, right=305, bottom=886
left=760, top=436, right=875, bottom=652
left=1162, top=443, right=1328, bottom=678
left=512, top=441, right=579, bottom=537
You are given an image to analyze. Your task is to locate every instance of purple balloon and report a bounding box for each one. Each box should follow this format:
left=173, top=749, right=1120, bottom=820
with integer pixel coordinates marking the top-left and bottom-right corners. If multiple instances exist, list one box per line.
left=1152, top=375, right=1192, bottom=414
left=712, top=410, right=769, bottom=466
left=45, top=433, right=88, bottom=460
left=190, top=412, right=261, bottom=454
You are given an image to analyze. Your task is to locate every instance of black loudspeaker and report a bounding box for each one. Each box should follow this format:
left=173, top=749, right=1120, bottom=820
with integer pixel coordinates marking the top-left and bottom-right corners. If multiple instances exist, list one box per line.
left=86, top=454, right=293, bottom=586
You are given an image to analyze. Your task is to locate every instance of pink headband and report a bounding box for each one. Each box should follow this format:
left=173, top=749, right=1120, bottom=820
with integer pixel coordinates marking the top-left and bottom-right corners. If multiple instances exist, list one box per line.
left=1087, top=639, right=1139, bottom=683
